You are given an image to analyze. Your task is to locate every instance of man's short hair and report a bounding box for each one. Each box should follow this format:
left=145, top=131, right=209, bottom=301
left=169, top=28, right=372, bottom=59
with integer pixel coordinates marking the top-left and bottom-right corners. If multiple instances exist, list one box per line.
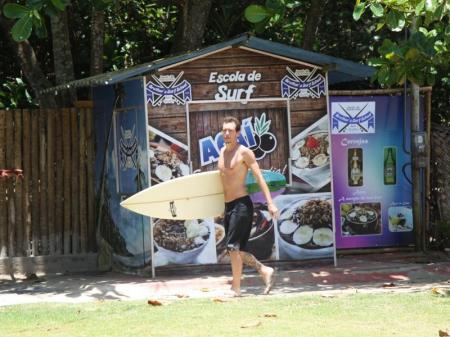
left=222, top=116, right=241, bottom=132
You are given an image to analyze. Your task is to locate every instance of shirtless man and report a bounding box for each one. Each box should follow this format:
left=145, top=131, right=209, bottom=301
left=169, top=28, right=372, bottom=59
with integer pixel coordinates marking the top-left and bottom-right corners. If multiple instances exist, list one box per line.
left=218, top=116, right=278, bottom=296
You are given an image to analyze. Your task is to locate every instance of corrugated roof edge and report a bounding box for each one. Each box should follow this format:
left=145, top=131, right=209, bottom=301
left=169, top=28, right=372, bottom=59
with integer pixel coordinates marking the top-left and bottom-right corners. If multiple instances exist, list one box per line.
left=40, top=34, right=374, bottom=94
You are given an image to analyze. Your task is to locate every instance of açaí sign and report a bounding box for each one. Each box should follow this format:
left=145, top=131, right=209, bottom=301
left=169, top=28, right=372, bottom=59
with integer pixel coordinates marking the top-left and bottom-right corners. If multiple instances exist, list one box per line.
left=199, top=113, right=277, bottom=166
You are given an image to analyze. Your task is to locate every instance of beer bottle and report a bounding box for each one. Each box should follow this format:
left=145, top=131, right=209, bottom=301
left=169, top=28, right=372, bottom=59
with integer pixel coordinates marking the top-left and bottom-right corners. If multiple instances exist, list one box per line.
left=348, top=148, right=363, bottom=186
left=384, top=147, right=396, bottom=185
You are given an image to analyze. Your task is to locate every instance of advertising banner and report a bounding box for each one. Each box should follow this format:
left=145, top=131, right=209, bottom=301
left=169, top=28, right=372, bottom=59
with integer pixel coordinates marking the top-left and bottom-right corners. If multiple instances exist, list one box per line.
left=94, top=79, right=152, bottom=270
left=330, top=96, right=414, bottom=249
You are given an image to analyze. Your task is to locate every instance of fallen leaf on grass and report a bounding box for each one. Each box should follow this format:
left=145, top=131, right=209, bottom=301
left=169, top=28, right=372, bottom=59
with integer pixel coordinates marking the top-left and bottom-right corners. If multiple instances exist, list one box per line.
left=175, top=294, right=189, bottom=298
left=212, top=297, right=229, bottom=303
left=147, top=299, right=163, bottom=306
left=439, top=329, right=449, bottom=337
left=241, top=320, right=262, bottom=328
left=431, top=288, right=450, bottom=297
left=320, top=294, right=336, bottom=298
left=381, top=282, right=396, bottom=288
left=259, top=313, right=277, bottom=318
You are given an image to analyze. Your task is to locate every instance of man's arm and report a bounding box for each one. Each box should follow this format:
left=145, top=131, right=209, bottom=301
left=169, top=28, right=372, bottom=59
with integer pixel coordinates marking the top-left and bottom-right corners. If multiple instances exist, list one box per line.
left=242, top=148, right=279, bottom=218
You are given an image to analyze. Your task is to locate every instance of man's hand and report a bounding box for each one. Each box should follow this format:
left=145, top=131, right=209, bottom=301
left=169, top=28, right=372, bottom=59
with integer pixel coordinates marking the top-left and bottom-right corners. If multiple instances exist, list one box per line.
left=268, top=203, right=279, bottom=219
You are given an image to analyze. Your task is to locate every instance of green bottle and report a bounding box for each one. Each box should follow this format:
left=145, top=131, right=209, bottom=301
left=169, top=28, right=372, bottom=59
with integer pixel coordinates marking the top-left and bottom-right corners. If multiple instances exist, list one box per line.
left=384, top=147, right=396, bottom=185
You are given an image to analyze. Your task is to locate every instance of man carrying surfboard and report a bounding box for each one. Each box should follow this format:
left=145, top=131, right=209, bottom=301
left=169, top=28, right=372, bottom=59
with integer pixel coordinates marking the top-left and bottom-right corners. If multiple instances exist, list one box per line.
left=218, top=116, right=278, bottom=296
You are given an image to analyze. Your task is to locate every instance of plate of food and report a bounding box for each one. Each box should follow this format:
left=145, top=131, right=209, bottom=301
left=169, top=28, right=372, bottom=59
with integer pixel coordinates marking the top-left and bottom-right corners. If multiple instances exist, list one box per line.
left=290, top=127, right=331, bottom=189
left=277, top=197, right=334, bottom=259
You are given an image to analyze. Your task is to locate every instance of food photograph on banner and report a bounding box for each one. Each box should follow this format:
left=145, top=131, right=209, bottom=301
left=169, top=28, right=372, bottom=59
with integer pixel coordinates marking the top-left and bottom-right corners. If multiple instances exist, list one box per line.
left=330, top=96, right=414, bottom=249
left=148, top=125, right=190, bottom=183
left=188, top=103, right=290, bottom=263
left=147, top=126, right=218, bottom=267
left=152, top=217, right=217, bottom=266
left=290, top=115, right=330, bottom=193
left=274, top=192, right=333, bottom=260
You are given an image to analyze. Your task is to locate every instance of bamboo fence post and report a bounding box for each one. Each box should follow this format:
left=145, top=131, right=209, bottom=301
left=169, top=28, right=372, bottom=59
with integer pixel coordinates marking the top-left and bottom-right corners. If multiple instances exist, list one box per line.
left=0, top=110, right=7, bottom=257
left=6, top=110, right=15, bottom=257
left=22, top=109, right=32, bottom=256
left=86, top=108, right=96, bottom=252
left=39, top=109, right=48, bottom=255
left=79, top=108, right=88, bottom=253
left=55, top=110, right=64, bottom=254
left=47, top=109, right=55, bottom=255
left=71, top=108, right=80, bottom=253
left=31, top=109, right=40, bottom=256
left=62, top=108, right=72, bottom=254
left=14, top=109, right=23, bottom=256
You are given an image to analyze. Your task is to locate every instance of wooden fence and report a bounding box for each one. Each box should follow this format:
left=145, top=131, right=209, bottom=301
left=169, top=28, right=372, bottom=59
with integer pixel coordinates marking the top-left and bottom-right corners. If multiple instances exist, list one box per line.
left=0, top=108, right=96, bottom=258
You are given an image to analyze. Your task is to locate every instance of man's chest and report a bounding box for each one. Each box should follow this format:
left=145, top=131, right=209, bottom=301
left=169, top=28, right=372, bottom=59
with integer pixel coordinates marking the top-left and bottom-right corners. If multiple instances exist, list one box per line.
left=219, top=151, right=244, bottom=171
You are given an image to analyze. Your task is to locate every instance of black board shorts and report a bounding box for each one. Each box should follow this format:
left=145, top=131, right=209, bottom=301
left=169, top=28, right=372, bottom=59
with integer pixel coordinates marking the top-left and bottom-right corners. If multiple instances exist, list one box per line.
left=224, top=195, right=254, bottom=252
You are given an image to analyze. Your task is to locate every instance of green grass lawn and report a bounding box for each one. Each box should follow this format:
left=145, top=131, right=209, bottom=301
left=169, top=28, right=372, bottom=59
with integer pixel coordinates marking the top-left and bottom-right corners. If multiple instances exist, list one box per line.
left=1, top=292, right=449, bottom=337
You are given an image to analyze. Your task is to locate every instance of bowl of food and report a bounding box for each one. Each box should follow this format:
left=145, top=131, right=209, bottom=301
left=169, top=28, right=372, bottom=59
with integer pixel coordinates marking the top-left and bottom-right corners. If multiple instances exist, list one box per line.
left=246, top=204, right=275, bottom=260
left=277, top=198, right=334, bottom=259
left=291, top=131, right=330, bottom=173
left=153, top=219, right=210, bottom=264
left=342, top=205, right=380, bottom=235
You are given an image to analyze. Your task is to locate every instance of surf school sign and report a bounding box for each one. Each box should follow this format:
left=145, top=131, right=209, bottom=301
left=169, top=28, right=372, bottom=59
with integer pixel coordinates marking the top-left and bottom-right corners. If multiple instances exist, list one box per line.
left=208, top=70, right=262, bottom=103
left=281, top=67, right=325, bottom=99
left=199, top=113, right=277, bottom=166
left=331, top=101, right=375, bottom=134
left=146, top=71, right=192, bottom=106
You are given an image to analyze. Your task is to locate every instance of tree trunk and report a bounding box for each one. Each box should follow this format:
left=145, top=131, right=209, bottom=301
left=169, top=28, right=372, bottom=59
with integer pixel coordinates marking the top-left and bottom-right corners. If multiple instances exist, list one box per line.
left=0, top=16, right=57, bottom=108
left=50, top=10, right=76, bottom=106
left=90, top=8, right=105, bottom=76
left=171, top=0, right=212, bottom=54
left=301, top=0, right=327, bottom=50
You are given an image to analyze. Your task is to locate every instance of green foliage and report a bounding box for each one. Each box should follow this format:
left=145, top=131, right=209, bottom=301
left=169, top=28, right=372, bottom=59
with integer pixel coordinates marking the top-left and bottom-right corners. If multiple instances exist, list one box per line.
left=2, top=0, right=70, bottom=41
left=243, top=0, right=307, bottom=45
left=0, top=77, right=37, bottom=109
left=103, top=2, right=178, bottom=69
left=353, top=0, right=450, bottom=87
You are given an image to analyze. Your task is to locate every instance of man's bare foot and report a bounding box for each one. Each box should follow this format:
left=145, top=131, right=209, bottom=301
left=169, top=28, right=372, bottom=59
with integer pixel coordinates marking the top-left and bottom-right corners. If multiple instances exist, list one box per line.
left=261, top=267, right=275, bottom=295
left=230, top=287, right=241, bottom=297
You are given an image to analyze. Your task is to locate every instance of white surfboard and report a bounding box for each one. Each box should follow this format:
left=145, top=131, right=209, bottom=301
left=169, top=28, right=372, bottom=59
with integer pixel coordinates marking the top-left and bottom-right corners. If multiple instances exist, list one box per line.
left=120, top=170, right=225, bottom=220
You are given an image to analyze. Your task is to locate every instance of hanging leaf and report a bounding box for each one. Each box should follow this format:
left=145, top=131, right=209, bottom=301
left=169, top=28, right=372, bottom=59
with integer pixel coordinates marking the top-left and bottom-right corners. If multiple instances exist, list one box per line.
left=369, top=3, right=384, bottom=18
left=265, top=0, right=284, bottom=14
left=3, top=3, right=29, bottom=19
left=353, top=2, right=366, bottom=21
left=50, top=0, right=68, bottom=11
left=386, top=10, right=405, bottom=32
left=415, top=0, right=426, bottom=16
left=11, top=14, right=33, bottom=42
left=244, top=5, right=271, bottom=24
left=32, top=14, right=47, bottom=38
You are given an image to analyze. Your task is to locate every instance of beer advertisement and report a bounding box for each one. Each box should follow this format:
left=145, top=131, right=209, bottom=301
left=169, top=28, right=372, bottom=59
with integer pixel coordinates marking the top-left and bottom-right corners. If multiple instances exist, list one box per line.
left=329, top=95, right=414, bottom=248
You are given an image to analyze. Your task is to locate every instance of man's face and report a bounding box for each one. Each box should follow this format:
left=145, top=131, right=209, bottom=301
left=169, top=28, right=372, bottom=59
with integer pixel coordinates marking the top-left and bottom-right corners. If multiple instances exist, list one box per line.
left=222, top=122, right=239, bottom=144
